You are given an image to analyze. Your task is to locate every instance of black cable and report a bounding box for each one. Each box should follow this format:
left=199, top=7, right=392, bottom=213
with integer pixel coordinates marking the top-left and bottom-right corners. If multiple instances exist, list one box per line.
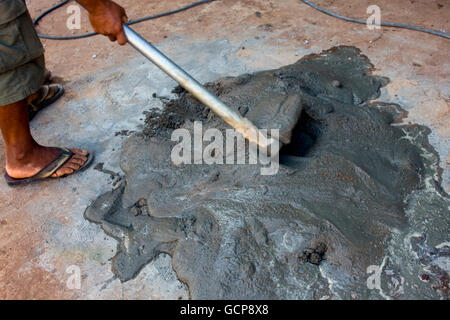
left=33, top=0, right=218, bottom=40
left=34, top=0, right=449, bottom=40
left=301, top=0, right=450, bottom=39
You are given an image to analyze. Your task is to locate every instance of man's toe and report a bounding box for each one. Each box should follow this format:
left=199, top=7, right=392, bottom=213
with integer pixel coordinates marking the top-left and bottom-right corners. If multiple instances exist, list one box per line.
left=65, top=161, right=82, bottom=171
left=69, top=157, right=86, bottom=166
left=52, top=167, right=74, bottom=178
left=71, top=148, right=89, bottom=156
left=50, top=150, right=89, bottom=178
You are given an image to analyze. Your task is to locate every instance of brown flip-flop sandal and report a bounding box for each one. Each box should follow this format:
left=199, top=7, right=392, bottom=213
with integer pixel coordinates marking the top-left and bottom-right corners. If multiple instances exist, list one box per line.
left=4, top=148, right=94, bottom=187
left=27, top=84, right=65, bottom=121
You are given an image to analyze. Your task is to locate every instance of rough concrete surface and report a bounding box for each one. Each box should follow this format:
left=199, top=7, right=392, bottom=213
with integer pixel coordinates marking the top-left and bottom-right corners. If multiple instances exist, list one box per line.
left=0, top=0, right=449, bottom=299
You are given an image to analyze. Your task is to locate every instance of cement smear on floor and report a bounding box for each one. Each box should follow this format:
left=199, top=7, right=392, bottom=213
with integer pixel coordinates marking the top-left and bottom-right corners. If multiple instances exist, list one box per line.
left=85, top=46, right=449, bottom=299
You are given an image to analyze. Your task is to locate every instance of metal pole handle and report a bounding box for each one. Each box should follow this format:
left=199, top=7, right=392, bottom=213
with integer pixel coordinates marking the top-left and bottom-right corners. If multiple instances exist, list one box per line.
left=123, top=24, right=278, bottom=151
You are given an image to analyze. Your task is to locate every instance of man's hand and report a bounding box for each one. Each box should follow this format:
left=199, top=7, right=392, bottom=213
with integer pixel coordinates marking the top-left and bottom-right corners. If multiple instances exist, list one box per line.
left=77, top=0, right=128, bottom=45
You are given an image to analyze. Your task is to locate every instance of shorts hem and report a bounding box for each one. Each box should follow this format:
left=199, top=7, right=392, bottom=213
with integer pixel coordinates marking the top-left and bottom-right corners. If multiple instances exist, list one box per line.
left=0, top=78, right=42, bottom=106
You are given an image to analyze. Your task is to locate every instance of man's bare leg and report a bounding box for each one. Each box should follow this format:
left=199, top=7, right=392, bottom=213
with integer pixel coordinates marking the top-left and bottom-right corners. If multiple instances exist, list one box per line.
left=0, top=99, right=88, bottom=179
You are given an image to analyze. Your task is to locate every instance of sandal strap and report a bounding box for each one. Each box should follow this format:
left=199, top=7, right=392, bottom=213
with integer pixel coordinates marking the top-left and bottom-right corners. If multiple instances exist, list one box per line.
left=30, top=84, right=62, bottom=106
left=28, top=100, right=39, bottom=112
left=36, top=85, right=50, bottom=104
left=27, top=86, right=49, bottom=111
left=34, top=148, right=73, bottom=179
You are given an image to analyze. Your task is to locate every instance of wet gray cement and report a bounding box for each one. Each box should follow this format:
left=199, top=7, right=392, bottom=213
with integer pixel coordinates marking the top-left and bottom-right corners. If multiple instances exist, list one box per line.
left=85, top=46, right=450, bottom=299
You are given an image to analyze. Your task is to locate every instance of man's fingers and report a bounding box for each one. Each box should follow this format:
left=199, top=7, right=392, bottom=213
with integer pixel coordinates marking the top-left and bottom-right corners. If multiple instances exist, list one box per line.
left=88, top=2, right=128, bottom=45
left=118, top=13, right=128, bottom=46
left=116, top=28, right=127, bottom=45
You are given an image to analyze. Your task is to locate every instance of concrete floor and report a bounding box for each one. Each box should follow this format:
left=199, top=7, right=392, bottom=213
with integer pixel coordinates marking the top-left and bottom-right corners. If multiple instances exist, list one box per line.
left=0, top=0, right=448, bottom=299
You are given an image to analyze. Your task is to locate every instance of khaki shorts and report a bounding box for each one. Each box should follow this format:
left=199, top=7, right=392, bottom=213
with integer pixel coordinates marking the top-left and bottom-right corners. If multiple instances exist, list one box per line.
left=0, top=1, right=45, bottom=106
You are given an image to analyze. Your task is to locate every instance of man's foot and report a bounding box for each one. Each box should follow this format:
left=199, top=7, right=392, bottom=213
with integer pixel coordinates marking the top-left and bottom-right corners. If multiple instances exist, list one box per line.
left=5, top=147, right=89, bottom=180
left=27, top=84, right=65, bottom=121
